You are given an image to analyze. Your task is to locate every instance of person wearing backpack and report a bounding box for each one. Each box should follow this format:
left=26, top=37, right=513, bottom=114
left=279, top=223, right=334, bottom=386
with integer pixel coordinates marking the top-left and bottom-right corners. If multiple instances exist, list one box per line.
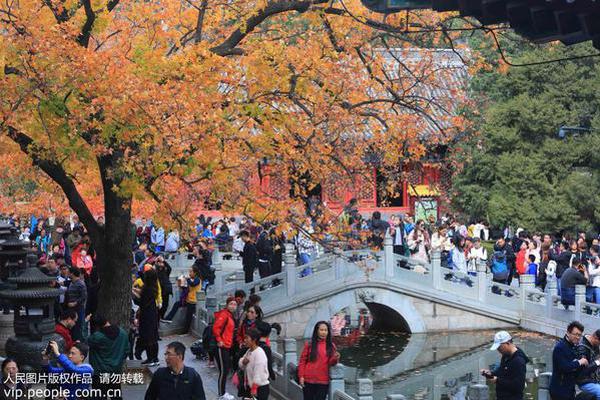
left=492, top=238, right=515, bottom=283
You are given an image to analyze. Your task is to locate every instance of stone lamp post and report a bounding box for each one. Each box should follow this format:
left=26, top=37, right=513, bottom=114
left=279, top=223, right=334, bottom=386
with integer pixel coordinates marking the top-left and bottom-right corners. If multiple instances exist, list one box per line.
left=0, top=266, right=64, bottom=371
left=0, top=234, right=31, bottom=353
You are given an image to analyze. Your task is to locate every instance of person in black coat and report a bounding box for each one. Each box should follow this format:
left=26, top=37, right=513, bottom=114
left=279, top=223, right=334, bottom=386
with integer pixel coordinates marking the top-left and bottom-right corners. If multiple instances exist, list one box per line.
left=494, top=238, right=516, bottom=285
left=575, top=329, right=600, bottom=395
left=481, top=331, right=529, bottom=400
left=256, top=227, right=273, bottom=279
left=193, top=243, right=214, bottom=290
left=550, top=321, right=589, bottom=400
left=145, top=341, right=206, bottom=400
left=551, top=241, right=574, bottom=295
left=155, top=256, right=172, bottom=319
left=132, top=268, right=160, bottom=366
left=270, top=228, right=284, bottom=276
left=241, top=231, right=258, bottom=283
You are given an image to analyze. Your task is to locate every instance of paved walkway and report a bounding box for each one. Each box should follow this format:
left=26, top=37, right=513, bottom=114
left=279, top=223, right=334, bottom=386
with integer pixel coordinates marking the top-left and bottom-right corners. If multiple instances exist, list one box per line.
left=122, top=334, right=236, bottom=400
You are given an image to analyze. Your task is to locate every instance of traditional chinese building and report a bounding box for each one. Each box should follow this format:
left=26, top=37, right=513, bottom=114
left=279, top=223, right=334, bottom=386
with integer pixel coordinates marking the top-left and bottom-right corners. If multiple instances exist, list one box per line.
left=257, top=48, right=468, bottom=221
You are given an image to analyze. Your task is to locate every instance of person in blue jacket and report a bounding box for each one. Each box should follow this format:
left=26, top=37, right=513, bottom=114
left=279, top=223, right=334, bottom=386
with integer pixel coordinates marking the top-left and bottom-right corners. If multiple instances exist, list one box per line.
left=550, top=321, right=589, bottom=400
left=43, top=340, right=94, bottom=400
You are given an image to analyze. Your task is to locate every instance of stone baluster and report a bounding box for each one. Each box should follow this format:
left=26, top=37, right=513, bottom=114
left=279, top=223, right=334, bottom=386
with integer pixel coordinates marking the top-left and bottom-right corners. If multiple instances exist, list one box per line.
left=357, top=378, right=373, bottom=400
left=477, top=261, right=487, bottom=302
left=205, top=295, right=217, bottom=324
left=575, top=284, right=586, bottom=321
left=284, top=243, right=297, bottom=298
left=466, top=383, right=489, bottom=400
left=520, top=274, right=536, bottom=310
left=384, top=232, right=394, bottom=279
left=334, top=248, right=344, bottom=280
left=431, top=251, right=442, bottom=291
left=328, top=364, right=345, bottom=399
left=212, top=248, right=224, bottom=295
left=545, top=279, right=557, bottom=319
left=538, top=372, right=552, bottom=400
left=269, top=328, right=279, bottom=354
left=283, top=338, right=297, bottom=365
left=386, top=396, right=406, bottom=400
left=283, top=338, right=297, bottom=394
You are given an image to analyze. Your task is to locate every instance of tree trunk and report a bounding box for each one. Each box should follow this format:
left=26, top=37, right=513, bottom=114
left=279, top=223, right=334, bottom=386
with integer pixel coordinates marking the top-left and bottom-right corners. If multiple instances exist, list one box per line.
left=95, top=210, right=132, bottom=329
left=94, top=199, right=132, bottom=329
left=94, top=155, right=133, bottom=330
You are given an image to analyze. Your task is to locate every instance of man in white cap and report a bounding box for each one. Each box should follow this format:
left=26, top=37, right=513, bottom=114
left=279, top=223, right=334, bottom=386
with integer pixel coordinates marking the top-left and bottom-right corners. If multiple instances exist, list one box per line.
left=480, top=330, right=529, bottom=400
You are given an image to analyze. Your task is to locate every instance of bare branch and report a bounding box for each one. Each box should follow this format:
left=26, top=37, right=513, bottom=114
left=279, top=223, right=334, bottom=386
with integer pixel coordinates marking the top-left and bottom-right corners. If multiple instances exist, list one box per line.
left=5, top=125, right=101, bottom=239
left=193, top=0, right=208, bottom=44
left=210, top=0, right=329, bottom=56
left=77, top=0, right=95, bottom=47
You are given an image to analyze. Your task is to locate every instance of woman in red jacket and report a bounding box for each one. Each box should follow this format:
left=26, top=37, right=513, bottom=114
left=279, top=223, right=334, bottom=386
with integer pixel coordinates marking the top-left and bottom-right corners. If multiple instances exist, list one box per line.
left=298, top=321, right=341, bottom=400
left=213, top=296, right=237, bottom=400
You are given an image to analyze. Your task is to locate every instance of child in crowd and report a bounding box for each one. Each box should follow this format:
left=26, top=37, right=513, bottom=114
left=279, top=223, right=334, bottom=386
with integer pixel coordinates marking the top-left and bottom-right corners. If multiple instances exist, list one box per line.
left=526, top=254, right=539, bottom=285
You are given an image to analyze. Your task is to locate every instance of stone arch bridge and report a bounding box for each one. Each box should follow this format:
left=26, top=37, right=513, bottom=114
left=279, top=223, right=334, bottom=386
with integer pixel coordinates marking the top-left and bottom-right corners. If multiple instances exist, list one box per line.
left=164, top=235, right=600, bottom=340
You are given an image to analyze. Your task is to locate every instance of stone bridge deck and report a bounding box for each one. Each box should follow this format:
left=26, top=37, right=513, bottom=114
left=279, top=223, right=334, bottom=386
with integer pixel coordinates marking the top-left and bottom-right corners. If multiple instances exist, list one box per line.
left=163, top=235, right=600, bottom=339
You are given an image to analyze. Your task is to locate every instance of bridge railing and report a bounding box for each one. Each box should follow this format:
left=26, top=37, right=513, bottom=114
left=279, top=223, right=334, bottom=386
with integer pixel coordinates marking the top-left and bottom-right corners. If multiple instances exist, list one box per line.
left=193, top=233, right=600, bottom=338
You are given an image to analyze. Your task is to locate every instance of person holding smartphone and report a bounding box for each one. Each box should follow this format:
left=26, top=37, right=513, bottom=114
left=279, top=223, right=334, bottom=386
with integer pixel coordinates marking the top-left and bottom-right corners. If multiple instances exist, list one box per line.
left=42, top=340, right=94, bottom=400
left=480, top=331, right=529, bottom=400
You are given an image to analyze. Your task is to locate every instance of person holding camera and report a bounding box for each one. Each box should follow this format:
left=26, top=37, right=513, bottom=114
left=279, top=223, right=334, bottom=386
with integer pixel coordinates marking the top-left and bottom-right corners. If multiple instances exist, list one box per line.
left=550, top=321, right=589, bottom=400
left=480, top=331, right=529, bottom=400
left=575, top=329, right=600, bottom=399
left=42, top=340, right=94, bottom=400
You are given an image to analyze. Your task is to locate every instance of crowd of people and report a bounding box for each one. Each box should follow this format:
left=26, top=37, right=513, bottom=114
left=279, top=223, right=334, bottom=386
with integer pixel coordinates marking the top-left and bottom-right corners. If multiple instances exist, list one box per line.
left=4, top=207, right=600, bottom=400
left=208, top=289, right=339, bottom=400
left=0, top=212, right=342, bottom=400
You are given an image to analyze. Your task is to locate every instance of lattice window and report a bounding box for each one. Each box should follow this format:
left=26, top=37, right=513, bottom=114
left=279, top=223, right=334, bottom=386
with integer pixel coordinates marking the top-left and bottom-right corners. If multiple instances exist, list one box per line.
left=269, top=174, right=289, bottom=200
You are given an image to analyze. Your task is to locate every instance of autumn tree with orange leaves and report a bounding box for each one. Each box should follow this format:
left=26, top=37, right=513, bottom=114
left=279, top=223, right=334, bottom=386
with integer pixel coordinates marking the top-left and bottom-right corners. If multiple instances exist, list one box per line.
left=0, top=0, right=470, bottom=327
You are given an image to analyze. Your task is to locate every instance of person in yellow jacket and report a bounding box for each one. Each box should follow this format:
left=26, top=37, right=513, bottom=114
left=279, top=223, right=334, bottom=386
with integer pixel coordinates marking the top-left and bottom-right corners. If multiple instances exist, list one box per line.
left=133, top=264, right=162, bottom=310
left=161, top=266, right=201, bottom=333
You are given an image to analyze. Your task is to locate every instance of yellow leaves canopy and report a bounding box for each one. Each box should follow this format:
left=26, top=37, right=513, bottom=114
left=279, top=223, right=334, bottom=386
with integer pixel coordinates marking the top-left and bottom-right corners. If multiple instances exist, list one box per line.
left=0, top=0, right=470, bottom=226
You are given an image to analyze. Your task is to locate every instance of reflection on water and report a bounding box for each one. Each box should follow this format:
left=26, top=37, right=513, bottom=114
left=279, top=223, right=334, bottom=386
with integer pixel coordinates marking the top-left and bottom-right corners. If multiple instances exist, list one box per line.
left=339, top=330, right=555, bottom=400
left=340, top=332, right=410, bottom=369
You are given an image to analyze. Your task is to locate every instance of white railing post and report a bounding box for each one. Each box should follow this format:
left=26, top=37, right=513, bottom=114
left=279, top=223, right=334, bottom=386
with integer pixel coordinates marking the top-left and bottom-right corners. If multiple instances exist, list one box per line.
left=328, top=364, right=345, bottom=399
left=575, top=284, right=586, bottom=321
left=283, top=338, right=297, bottom=365
left=477, top=262, right=487, bottom=302
left=205, top=295, right=217, bottom=323
left=520, top=274, right=535, bottom=311
left=384, top=232, right=394, bottom=279
left=212, top=248, right=224, bottom=295
left=467, top=383, right=489, bottom=400
left=334, top=249, right=344, bottom=280
left=270, top=328, right=279, bottom=354
left=546, top=279, right=557, bottom=319
left=284, top=243, right=297, bottom=298
left=283, top=338, right=297, bottom=395
left=538, top=372, right=552, bottom=400
left=431, top=251, right=442, bottom=291
left=357, top=378, right=373, bottom=400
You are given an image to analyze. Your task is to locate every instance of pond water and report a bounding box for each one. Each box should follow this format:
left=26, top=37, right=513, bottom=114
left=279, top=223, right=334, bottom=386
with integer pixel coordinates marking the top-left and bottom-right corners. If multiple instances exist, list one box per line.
left=335, top=330, right=556, bottom=400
